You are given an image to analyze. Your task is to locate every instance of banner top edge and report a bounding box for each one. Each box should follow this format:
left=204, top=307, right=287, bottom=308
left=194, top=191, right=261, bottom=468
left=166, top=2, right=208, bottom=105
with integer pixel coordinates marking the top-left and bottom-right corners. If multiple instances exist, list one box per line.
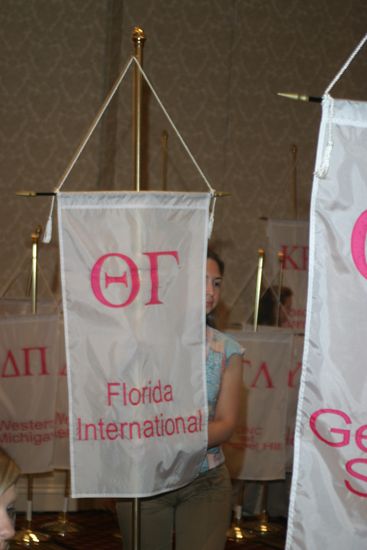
left=57, top=190, right=212, bottom=197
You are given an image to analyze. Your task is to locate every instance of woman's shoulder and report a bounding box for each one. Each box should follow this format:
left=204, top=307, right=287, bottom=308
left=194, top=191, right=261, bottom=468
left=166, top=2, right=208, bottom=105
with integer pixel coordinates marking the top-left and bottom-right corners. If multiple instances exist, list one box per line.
left=207, top=327, right=244, bottom=358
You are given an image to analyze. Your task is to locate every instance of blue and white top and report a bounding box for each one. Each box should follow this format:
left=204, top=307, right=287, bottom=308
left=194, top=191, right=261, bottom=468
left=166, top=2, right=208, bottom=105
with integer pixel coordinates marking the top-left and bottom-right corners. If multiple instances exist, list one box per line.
left=200, top=326, right=244, bottom=473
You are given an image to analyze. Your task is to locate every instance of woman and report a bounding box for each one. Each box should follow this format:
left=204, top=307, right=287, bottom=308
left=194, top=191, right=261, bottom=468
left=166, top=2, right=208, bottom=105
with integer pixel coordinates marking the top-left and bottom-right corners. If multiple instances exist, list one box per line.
left=0, top=449, right=20, bottom=550
left=117, top=249, right=243, bottom=550
left=258, top=285, right=293, bottom=327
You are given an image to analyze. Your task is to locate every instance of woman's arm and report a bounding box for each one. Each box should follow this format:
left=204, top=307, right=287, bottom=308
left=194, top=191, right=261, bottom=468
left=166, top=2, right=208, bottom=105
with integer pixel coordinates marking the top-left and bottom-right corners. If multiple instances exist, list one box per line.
left=207, top=353, right=243, bottom=448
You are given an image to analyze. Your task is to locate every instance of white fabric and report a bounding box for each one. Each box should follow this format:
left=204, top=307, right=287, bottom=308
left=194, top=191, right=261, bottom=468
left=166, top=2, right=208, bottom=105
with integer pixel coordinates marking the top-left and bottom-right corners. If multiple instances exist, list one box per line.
left=224, top=328, right=293, bottom=480
left=0, top=313, right=60, bottom=473
left=57, top=191, right=210, bottom=497
left=286, top=97, right=367, bottom=549
left=266, top=219, right=309, bottom=330
left=285, top=334, right=303, bottom=471
left=52, top=321, right=70, bottom=469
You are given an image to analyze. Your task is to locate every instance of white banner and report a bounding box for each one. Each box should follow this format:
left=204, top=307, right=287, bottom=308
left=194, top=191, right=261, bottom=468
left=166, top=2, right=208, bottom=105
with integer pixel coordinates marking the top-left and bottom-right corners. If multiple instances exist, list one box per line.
left=286, top=98, right=367, bottom=549
left=285, top=334, right=303, bottom=471
left=0, top=314, right=60, bottom=473
left=52, top=323, right=70, bottom=469
left=57, top=191, right=210, bottom=497
left=266, top=219, right=309, bottom=330
left=223, top=328, right=293, bottom=480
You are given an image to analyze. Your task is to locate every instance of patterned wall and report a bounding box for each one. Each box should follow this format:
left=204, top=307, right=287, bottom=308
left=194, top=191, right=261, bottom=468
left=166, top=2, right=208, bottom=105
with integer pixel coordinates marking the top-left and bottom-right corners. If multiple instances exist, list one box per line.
left=1, top=0, right=366, bottom=323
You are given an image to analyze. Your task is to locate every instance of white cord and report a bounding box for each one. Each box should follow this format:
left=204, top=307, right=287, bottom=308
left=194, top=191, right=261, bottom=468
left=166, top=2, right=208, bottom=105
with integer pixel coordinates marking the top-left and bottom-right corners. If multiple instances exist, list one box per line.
left=324, top=33, right=367, bottom=95
left=132, top=57, right=215, bottom=195
left=43, top=54, right=217, bottom=243
left=43, top=56, right=135, bottom=243
left=314, top=95, right=334, bottom=179
left=314, top=33, right=367, bottom=180
left=55, top=56, right=135, bottom=194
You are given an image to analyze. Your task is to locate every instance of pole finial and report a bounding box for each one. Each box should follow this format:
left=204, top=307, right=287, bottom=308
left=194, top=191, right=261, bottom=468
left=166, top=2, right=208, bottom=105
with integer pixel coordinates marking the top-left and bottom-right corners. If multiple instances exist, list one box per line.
left=132, top=27, right=146, bottom=47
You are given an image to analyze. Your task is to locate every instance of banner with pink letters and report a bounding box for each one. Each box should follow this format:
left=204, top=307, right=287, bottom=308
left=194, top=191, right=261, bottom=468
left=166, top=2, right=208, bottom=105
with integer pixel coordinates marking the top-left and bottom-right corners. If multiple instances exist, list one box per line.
left=223, top=328, right=293, bottom=480
left=57, top=191, right=210, bottom=498
left=266, top=219, right=309, bottom=331
left=0, top=313, right=63, bottom=473
left=286, top=97, right=367, bottom=549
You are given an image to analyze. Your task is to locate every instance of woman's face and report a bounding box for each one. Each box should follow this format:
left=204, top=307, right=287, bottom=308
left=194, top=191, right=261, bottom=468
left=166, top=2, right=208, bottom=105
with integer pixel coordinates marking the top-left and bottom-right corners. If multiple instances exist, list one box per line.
left=206, top=258, right=222, bottom=314
left=0, top=484, right=16, bottom=550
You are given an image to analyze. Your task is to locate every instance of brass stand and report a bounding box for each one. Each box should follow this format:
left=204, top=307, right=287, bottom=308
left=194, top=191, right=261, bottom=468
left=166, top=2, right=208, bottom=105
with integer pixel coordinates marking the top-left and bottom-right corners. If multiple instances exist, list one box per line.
left=41, top=471, right=79, bottom=537
left=226, top=506, right=256, bottom=543
left=242, top=481, right=284, bottom=535
left=13, top=475, right=51, bottom=545
left=226, top=481, right=256, bottom=543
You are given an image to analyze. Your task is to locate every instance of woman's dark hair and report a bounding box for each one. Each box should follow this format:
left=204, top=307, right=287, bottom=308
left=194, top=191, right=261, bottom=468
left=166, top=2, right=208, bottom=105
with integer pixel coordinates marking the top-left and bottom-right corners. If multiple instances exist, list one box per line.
left=258, top=285, right=293, bottom=326
left=207, top=248, right=225, bottom=276
left=206, top=248, right=225, bottom=328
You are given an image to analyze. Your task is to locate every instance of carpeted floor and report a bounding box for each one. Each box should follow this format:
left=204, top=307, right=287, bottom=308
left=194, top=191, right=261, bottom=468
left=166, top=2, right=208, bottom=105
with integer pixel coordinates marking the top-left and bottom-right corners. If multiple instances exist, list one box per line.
left=10, top=510, right=286, bottom=549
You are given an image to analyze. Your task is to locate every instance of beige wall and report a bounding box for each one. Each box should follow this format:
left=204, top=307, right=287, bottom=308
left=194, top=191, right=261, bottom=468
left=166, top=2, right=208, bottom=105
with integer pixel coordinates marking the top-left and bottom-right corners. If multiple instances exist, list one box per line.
left=1, top=0, right=366, bottom=322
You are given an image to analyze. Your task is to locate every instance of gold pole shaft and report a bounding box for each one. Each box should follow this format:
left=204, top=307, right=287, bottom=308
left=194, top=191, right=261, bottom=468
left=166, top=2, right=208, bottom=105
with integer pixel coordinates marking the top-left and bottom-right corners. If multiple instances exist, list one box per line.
left=253, top=249, right=265, bottom=332
left=31, top=242, right=37, bottom=314
left=132, top=28, right=145, bottom=550
left=31, top=226, right=42, bottom=314
left=275, top=251, right=285, bottom=327
left=132, top=27, right=146, bottom=192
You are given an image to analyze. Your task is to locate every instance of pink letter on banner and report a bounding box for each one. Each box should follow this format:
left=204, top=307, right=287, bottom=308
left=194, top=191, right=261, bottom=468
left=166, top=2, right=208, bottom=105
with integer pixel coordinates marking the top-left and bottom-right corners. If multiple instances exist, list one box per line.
left=351, top=210, right=367, bottom=279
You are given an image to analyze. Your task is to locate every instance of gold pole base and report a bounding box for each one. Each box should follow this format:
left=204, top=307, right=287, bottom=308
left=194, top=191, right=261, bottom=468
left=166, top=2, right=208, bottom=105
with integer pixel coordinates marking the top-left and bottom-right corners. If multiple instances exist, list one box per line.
left=41, top=513, right=80, bottom=536
left=243, top=512, right=285, bottom=535
left=13, top=526, right=50, bottom=544
left=226, top=520, right=256, bottom=542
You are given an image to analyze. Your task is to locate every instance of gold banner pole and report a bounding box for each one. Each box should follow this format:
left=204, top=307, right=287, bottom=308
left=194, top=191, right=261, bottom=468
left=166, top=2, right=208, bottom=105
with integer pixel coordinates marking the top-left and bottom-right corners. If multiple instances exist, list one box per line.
left=253, top=249, right=265, bottom=332
left=14, top=227, right=51, bottom=546
left=242, top=248, right=284, bottom=537
left=132, top=26, right=146, bottom=192
left=131, top=25, right=145, bottom=550
left=228, top=249, right=266, bottom=543
left=275, top=251, right=285, bottom=327
left=31, top=225, right=42, bottom=314
left=250, top=259, right=284, bottom=535
left=41, top=469, right=79, bottom=536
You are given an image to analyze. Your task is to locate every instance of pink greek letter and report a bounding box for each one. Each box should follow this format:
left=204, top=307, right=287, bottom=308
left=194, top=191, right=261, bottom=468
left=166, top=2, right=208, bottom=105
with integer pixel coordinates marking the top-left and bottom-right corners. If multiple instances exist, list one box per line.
left=91, top=253, right=140, bottom=308
left=351, top=210, right=367, bottom=279
left=143, top=251, right=179, bottom=305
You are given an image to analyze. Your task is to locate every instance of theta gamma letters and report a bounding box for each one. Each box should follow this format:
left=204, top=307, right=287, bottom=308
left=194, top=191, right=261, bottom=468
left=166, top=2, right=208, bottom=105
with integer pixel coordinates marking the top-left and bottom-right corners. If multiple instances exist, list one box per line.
left=91, top=250, right=179, bottom=308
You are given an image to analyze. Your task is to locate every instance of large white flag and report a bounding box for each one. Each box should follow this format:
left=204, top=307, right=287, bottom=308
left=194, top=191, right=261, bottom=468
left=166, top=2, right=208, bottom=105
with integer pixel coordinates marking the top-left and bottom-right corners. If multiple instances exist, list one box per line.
left=286, top=98, right=367, bottom=549
left=57, top=191, right=210, bottom=497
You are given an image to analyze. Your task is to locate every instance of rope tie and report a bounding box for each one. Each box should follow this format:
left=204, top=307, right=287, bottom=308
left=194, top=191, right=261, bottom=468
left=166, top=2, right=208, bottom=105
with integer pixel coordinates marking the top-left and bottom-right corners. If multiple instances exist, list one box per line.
left=314, top=95, right=334, bottom=179
left=43, top=55, right=216, bottom=242
left=315, top=33, right=367, bottom=179
left=132, top=57, right=215, bottom=195
left=324, top=33, right=367, bottom=95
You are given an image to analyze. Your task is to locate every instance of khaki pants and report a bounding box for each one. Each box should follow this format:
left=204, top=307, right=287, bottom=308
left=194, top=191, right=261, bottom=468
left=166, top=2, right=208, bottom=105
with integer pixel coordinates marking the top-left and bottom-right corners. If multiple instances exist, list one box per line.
left=116, top=464, right=232, bottom=550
